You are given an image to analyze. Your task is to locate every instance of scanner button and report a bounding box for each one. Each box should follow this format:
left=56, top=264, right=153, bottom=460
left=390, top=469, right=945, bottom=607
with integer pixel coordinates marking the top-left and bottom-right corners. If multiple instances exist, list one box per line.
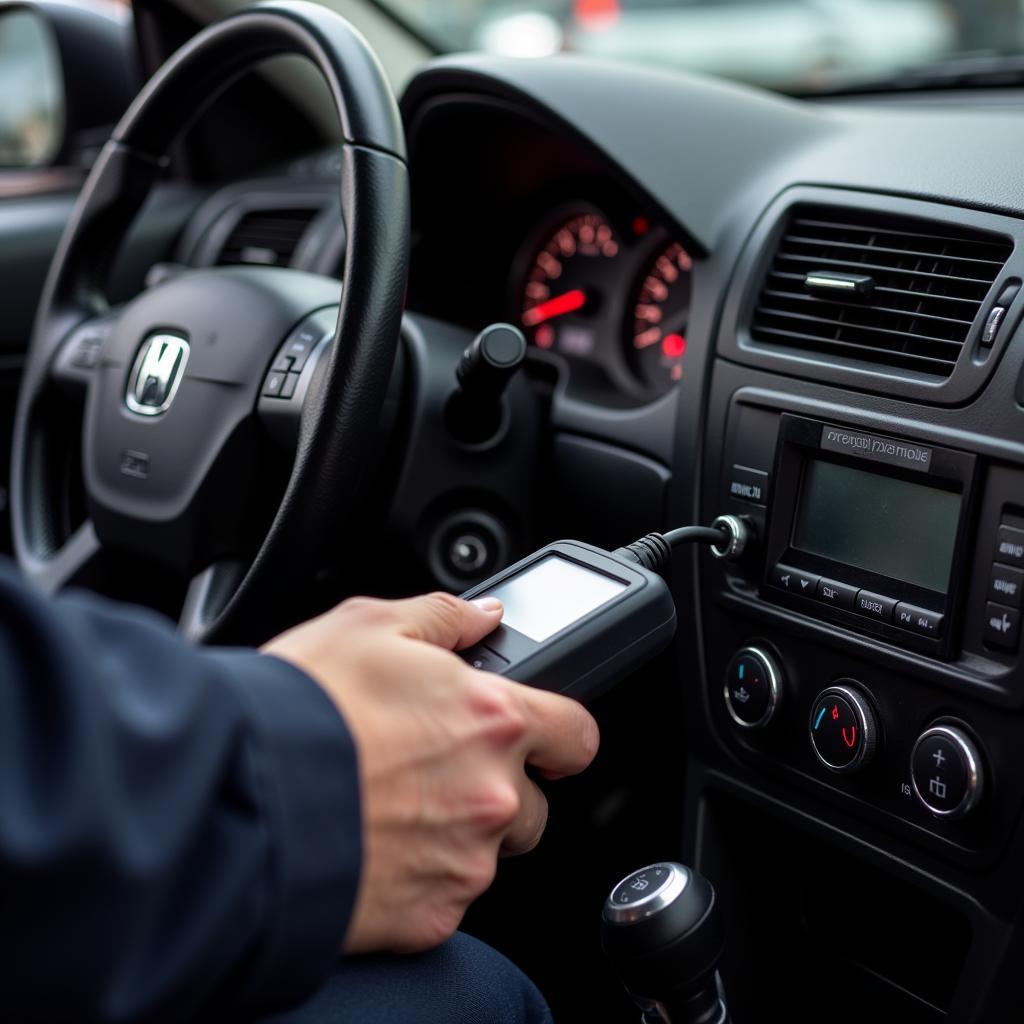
left=816, top=578, right=857, bottom=610
left=770, top=564, right=819, bottom=597
left=460, top=644, right=510, bottom=674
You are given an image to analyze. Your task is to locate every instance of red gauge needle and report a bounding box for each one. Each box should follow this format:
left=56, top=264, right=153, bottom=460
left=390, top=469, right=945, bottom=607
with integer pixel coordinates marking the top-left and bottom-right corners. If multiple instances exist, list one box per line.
left=523, top=288, right=586, bottom=327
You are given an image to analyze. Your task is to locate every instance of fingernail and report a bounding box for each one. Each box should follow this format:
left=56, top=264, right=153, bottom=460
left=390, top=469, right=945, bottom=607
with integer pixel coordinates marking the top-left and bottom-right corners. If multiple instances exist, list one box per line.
left=471, top=597, right=503, bottom=613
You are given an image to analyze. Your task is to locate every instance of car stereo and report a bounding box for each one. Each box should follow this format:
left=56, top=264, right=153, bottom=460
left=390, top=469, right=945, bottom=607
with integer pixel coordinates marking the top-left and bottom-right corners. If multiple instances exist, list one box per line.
left=761, top=415, right=978, bottom=657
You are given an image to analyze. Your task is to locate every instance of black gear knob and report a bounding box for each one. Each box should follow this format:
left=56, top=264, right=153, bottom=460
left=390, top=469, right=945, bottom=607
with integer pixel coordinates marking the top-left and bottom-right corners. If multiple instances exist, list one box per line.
left=601, top=862, right=729, bottom=1024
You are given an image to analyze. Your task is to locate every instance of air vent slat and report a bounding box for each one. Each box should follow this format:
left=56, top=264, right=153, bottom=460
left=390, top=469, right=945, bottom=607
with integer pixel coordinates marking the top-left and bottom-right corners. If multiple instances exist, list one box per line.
left=769, top=271, right=983, bottom=310
left=777, top=252, right=995, bottom=289
left=752, top=326, right=960, bottom=372
left=791, top=217, right=1011, bottom=259
left=755, top=308, right=964, bottom=351
left=761, top=290, right=974, bottom=329
left=784, top=234, right=1006, bottom=269
left=217, top=208, right=319, bottom=267
left=750, top=204, right=1012, bottom=378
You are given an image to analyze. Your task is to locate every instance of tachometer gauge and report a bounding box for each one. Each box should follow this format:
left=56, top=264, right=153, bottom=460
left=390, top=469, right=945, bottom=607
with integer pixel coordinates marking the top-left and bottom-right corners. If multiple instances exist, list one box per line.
left=520, top=212, right=622, bottom=359
left=629, top=242, right=693, bottom=390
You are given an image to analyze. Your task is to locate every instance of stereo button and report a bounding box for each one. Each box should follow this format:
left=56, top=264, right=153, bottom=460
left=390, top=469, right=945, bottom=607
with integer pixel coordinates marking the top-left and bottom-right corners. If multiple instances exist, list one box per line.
left=728, top=465, right=769, bottom=507
left=995, top=525, right=1024, bottom=567
left=816, top=578, right=857, bottom=610
left=989, top=563, right=1023, bottom=609
left=854, top=590, right=896, bottom=623
left=894, top=603, right=943, bottom=638
left=770, top=564, right=819, bottom=597
left=724, top=647, right=782, bottom=729
left=810, top=684, right=877, bottom=773
left=984, top=602, right=1020, bottom=651
left=911, top=726, right=983, bottom=819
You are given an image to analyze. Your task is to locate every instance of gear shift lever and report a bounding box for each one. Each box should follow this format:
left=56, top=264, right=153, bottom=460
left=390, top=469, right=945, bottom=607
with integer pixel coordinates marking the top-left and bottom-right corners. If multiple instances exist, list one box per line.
left=446, top=323, right=526, bottom=444
left=601, top=862, right=730, bottom=1024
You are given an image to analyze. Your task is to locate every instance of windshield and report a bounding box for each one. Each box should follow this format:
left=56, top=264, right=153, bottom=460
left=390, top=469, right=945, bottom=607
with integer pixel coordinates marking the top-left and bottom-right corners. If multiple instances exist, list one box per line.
left=381, top=0, right=1024, bottom=93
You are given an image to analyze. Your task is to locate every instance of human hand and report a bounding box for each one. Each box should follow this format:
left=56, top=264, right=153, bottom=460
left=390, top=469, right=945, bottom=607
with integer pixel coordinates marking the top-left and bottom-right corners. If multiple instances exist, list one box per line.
left=262, top=591, right=600, bottom=953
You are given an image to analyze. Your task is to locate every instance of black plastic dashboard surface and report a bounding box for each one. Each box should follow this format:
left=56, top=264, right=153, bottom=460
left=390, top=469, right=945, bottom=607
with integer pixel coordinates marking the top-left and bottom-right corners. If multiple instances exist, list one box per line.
left=397, top=55, right=1024, bottom=1023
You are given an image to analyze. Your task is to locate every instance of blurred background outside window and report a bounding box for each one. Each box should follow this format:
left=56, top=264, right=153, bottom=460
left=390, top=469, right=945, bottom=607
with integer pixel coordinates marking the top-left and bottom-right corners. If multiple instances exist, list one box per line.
left=381, top=0, right=1024, bottom=92
left=0, top=9, right=62, bottom=166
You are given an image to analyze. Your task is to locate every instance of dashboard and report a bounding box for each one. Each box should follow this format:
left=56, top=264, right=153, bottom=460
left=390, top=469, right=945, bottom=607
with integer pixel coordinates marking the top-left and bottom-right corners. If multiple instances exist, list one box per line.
left=398, top=59, right=1024, bottom=1024
left=161, top=48, right=1024, bottom=1024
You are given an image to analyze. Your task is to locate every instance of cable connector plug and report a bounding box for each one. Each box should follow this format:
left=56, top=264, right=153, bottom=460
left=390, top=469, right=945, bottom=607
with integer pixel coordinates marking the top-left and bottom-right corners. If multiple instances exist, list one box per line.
left=612, top=532, right=674, bottom=574
left=613, top=522, right=737, bottom=577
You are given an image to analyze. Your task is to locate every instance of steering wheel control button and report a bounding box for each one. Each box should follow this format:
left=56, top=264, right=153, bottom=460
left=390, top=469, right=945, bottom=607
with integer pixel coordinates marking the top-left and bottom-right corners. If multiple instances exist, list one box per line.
left=816, top=577, right=857, bottom=611
left=854, top=589, right=896, bottom=624
left=984, top=601, right=1020, bottom=651
left=723, top=647, right=781, bottom=729
left=894, top=602, right=943, bottom=638
left=770, top=563, right=819, bottom=597
left=911, top=726, right=984, bottom=819
left=279, top=374, right=298, bottom=400
left=604, top=863, right=687, bottom=925
left=989, top=563, right=1023, bottom=608
left=460, top=644, right=510, bottom=673
left=280, top=323, right=325, bottom=372
left=995, top=524, right=1024, bottom=567
left=67, top=323, right=111, bottom=369
left=810, top=685, right=878, bottom=773
left=263, top=371, right=286, bottom=397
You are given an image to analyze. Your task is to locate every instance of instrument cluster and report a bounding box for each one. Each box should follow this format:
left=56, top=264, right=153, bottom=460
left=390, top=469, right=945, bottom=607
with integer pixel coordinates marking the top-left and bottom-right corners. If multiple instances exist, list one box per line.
left=513, top=202, right=695, bottom=401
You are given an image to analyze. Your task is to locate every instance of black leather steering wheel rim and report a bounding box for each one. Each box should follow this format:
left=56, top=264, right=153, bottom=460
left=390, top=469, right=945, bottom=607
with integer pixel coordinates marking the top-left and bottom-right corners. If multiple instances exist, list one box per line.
left=11, top=0, right=410, bottom=643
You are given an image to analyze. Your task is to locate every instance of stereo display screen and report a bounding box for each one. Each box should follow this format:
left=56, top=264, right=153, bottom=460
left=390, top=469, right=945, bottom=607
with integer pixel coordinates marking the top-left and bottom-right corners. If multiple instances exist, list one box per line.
left=792, top=460, right=961, bottom=593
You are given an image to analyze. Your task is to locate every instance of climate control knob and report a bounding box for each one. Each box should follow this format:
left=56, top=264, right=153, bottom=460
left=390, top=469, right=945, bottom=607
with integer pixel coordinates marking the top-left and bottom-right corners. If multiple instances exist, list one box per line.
left=724, top=646, right=782, bottom=729
left=809, top=684, right=878, bottom=773
left=911, top=725, right=984, bottom=819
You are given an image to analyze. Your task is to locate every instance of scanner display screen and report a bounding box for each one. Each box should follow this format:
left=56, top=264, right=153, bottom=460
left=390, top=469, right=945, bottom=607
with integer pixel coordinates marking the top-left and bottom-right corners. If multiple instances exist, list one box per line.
left=792, top=459, right=961, bottom=593
left=485, top=555, right=628, bottom=642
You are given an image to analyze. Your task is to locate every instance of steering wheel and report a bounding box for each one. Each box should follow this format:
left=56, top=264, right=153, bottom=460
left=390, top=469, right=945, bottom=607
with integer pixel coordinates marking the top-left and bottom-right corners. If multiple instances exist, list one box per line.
left=10, top=1, right=409, bottom=644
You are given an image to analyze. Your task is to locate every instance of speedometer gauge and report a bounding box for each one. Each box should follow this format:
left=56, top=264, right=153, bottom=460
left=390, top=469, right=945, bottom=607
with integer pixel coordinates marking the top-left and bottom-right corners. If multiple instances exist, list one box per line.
left=520, top=212, right=621, bottom=358
left=629, top=242, right=693, bottom=390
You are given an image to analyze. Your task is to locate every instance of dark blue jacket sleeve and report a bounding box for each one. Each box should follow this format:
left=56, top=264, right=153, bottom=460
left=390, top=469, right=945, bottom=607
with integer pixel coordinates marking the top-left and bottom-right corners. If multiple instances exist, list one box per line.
left=0, top=562, right=362, bottom=1023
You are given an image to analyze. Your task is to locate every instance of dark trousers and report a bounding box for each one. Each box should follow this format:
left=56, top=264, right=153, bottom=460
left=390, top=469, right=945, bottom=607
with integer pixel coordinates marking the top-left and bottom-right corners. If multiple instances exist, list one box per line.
left=264, top=932, right=554, bottom=1024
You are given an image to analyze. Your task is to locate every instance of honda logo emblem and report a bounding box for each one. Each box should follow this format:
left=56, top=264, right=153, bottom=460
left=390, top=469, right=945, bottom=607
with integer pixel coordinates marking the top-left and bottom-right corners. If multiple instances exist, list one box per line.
left=126, top=334, right=189, bottom=416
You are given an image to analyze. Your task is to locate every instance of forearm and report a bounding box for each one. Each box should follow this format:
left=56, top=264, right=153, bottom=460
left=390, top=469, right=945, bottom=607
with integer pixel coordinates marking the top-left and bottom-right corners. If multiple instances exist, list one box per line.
left=0, top=565, right=360, bottom=1023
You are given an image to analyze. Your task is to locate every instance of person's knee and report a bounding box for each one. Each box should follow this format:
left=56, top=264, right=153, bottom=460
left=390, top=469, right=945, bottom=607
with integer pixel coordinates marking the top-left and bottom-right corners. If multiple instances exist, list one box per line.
left=263, top=932, right=552, bottom=1024
left=430, top=932, right=552, bottom=1024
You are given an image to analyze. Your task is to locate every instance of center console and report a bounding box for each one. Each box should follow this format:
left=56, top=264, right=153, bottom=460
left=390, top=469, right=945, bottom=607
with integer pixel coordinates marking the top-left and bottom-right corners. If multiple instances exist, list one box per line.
left=702, top=386, right=1024, bottom=859
left=690, top=355, right=1024, bottom=1020
left=677, top=188, right=1024, bottom=1022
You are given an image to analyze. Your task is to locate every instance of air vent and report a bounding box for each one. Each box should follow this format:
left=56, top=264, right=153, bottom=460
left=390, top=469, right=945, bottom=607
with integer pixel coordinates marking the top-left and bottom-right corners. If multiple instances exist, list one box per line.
left=750, top=205, right=1013, bottom=377
left=216, top=208, right=319, bottom=267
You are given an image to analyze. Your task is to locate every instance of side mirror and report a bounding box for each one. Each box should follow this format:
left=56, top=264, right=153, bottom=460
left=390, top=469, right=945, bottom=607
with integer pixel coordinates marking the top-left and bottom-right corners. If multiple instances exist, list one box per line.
left=0, top=0, right=135, bottom=171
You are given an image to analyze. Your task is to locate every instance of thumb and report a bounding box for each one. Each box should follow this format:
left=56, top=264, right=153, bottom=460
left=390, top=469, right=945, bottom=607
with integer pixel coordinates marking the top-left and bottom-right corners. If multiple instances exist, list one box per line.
left=391, top=591, right=503, bottom=651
